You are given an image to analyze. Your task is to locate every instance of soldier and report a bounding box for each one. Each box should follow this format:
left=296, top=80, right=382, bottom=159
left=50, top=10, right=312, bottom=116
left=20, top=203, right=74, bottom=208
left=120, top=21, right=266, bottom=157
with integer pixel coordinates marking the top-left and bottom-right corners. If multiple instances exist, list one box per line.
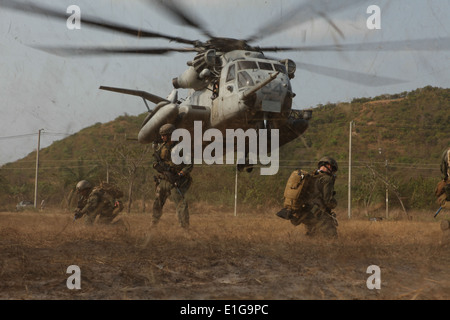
left=440, top=148, right=449, bottom=181
left=436, top=148, right=450, bottom=244
left=74, top=180, right=124, bottom=225
left=211, top=80, right=219, bottom=99
left=152, top=123, right=193, bottom=229
left=277, top=156, right=339, bottom=238
left=435, top=148, right=450, bottom=210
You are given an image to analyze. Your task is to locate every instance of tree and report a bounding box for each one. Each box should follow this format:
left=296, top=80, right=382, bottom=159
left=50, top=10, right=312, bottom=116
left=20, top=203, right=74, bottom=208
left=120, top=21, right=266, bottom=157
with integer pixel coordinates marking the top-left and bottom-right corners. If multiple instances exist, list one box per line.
left=108, top=138, right=152, bottom=213
left=58, top=157, right=100, bottom=209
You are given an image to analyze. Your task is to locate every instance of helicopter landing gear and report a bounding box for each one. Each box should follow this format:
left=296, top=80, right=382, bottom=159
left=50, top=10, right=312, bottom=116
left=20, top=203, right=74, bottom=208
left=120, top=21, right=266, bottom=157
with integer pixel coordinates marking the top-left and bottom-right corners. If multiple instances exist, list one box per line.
left=237, top=163, right=254, bottom=173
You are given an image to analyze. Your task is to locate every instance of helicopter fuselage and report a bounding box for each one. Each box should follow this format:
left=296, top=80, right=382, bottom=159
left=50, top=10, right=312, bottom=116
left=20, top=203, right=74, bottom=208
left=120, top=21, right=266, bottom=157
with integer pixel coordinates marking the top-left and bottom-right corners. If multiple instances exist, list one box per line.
left=138, top=50, right=308, bottom=147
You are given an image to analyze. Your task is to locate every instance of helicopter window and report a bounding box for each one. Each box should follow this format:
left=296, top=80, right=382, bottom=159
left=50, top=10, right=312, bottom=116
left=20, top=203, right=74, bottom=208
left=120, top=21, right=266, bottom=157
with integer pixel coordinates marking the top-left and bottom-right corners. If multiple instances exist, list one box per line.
left=237, top=61, right=258, bottom=71
left=237, top=71, right=255, bottom=88
left=226, top=64, right=236, bottom=82
left=258, top=62, right=274, bottom=71
left=274, top=63, right=287, bottom=74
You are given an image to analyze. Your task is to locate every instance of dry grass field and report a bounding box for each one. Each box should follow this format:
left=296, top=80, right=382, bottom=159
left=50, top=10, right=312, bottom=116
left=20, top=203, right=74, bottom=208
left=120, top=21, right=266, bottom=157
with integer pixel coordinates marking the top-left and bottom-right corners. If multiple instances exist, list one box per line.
left=0, top=203, right=449, bottom=301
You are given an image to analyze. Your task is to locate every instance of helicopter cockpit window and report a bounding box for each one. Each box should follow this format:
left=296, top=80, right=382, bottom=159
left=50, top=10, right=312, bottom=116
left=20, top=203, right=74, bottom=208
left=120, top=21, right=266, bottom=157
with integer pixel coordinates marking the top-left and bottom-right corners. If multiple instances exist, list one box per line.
left=226, top=64, right=236, bottom=82
left=237, top=61, right=258, bottom=71
left=237, top=71, right=255, bottom=88
left=258, top=62, right=274, bottom=71
left=274, top=63, right=287, bottom=74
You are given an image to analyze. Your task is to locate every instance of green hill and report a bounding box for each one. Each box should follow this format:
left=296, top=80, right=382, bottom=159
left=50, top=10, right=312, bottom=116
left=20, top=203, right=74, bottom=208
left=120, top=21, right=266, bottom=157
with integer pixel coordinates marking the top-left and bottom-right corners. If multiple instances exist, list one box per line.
left=1, top=86, right=449, bottom=214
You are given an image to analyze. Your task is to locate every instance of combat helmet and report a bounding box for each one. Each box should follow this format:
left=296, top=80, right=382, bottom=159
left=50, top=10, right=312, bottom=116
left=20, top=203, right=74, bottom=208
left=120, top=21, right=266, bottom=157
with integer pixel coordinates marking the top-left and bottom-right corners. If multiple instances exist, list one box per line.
left=76, top=180, right=93, bottom=192
left=318, top=156, right=338, bottom=172
left=159, top=123, right=176, bottom=136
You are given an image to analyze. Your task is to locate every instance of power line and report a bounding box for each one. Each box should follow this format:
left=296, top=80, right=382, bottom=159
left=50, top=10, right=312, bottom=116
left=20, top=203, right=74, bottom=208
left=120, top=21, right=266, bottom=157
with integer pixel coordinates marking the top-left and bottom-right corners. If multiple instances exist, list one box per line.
left=305, top=120, right=449, bottom=131
left=0, top=133, right=37, bottom=140
left=1, top=163, right=441, bottom=172
left=0, top=131, right=72, bottom=140
left=42, top=132, right=72, bottom=137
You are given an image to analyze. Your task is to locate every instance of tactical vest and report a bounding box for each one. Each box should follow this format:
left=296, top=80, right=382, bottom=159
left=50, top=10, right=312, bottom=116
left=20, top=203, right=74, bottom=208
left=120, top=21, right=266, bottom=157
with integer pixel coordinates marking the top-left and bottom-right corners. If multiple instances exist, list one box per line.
left=155, top=142, right=190, bottom=175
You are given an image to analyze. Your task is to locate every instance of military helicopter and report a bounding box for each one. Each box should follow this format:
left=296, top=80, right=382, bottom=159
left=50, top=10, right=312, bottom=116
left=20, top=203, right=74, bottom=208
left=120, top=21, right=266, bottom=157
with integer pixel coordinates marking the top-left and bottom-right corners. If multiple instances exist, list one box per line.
left=3, top=0, right=449, bottom=172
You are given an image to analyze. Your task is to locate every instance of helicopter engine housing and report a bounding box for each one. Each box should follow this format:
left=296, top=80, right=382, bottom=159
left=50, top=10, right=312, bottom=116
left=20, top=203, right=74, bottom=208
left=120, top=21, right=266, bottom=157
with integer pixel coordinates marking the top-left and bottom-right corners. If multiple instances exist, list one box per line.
left=138, top=102, right=179, bottom=144
left=177, top=104, right=210, bottom=132
left=172, top=66, right=209, bottom=90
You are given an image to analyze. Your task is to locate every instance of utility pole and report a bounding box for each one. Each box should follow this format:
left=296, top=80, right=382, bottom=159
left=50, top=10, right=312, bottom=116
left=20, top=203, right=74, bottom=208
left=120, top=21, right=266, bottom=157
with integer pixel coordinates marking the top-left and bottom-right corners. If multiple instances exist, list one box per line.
left=348, top=121, right=353, bottom=219
left=234, top=164, right=238, bottom=216
left=385, top=159, right=389, bottom=219
left=34, top=129, right=43, bottom=208
left=378, top=148, right=389, bottom=219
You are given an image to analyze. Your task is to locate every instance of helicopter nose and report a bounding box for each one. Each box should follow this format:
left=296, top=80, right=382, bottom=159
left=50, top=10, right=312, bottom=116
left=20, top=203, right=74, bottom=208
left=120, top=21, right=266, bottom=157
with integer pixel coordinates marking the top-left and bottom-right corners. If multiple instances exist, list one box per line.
left=240, top=71, right=280, bottom=100
left=239, top=71, right=289, bottom=113
left=255, top=79, right=289, bottom=113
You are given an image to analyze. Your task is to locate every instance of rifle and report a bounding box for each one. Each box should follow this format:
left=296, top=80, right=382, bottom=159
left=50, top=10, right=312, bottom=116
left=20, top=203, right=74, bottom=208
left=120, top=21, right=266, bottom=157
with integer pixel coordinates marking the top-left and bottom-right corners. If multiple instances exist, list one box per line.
left=73, top=208, right=84, bottom=221
left=434, top=206, right=443, bottom=218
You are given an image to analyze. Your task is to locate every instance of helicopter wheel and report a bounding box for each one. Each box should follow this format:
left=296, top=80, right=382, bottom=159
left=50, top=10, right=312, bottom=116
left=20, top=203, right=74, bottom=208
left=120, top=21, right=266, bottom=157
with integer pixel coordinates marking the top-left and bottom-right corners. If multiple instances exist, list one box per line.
left=237, top=163, right=254, bottom=173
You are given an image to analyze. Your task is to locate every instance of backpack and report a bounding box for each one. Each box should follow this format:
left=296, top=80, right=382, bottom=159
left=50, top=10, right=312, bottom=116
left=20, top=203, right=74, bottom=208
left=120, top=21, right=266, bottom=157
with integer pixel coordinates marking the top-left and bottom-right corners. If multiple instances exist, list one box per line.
left=94, top=182, right=124, bottom=213
left=435, top=179, right=450, bottom=206
left=283, top=169, right=312, bottom=210
left=99, top=182, right=124, bottom=199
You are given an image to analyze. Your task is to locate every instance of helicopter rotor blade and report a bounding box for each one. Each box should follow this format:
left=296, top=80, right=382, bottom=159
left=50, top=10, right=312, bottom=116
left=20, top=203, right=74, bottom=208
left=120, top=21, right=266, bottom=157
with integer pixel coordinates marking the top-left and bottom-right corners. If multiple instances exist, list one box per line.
left=245, top=0, right=364, bottom=43
left=31, top=46, right=199, bottom=57
left=296, top=61, right=407, bottom=87
left=258, top=37, right=450, bottom=52
left=151, top=0, right=215, bottom=39
left=0, top=0, right=199, bottom=46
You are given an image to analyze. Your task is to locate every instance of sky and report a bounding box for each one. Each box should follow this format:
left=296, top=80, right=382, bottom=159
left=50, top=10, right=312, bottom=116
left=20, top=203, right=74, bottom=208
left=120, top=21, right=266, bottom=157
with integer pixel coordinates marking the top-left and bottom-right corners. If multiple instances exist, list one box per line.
left=0, top=0, right=449, bottom=166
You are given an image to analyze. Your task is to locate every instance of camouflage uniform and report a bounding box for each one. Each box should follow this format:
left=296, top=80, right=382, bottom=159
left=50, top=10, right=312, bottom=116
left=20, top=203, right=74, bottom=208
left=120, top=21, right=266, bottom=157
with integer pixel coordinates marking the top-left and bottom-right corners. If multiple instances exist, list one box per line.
left=76, top=185, right=123, bottom=225
left=440, top=148, right=450, bottom=181
left=289, top=169, right=338, bottom=238
left=436, top=148, right=450, bottom=208
left=152, top=140, right=193, bottom=228
left=277, top=156, right=339, bottom=238
left=437, top=148, right=450, bottom=242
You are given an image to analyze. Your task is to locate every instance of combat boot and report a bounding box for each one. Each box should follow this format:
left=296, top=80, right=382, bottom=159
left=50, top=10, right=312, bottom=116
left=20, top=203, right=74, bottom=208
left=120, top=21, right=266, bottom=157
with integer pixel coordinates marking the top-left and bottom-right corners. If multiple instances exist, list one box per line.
left=276, top=208, right=292, bottom=220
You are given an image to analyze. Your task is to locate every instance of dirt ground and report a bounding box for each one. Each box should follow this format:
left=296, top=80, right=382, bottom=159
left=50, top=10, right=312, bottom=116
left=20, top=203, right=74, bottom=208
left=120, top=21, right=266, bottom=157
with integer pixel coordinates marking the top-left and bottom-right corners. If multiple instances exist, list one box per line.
left=1, top=204, right=449, bottom=303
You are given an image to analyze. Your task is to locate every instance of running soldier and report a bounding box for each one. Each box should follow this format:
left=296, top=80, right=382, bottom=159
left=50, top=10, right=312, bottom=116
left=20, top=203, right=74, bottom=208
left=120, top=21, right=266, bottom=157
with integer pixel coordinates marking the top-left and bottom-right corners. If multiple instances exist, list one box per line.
left=152, top=124, right=193, bottom=229
left=435, top=148, right=450, bottom=209
left=435, top=148, right=450, bottom=244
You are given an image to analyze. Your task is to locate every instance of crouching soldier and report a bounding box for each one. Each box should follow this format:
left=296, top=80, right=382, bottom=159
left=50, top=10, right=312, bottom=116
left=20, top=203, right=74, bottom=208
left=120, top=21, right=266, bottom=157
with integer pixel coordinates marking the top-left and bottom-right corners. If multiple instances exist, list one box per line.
left=74, top=180, right=124, bottom=225
left=277, top=156, right=339, bottom=239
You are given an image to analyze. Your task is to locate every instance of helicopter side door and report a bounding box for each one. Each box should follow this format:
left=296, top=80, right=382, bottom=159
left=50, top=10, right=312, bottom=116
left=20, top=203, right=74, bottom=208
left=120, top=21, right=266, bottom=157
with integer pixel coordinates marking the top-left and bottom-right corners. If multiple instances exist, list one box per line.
left=210, top=62, right=243, bottom=129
